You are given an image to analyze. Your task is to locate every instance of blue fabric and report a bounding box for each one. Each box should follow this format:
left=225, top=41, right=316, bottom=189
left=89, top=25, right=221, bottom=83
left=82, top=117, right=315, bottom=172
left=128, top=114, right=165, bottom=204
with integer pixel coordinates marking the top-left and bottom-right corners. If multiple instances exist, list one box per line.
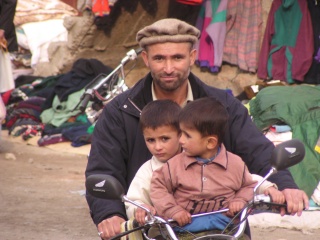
left=174, top=213, right=231, bottom=233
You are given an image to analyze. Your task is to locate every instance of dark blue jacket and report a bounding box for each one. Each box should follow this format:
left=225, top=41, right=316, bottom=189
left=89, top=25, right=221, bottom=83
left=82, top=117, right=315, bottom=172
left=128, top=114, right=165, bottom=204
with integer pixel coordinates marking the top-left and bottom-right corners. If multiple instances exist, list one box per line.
left=85, top=72, right=298, bottom=225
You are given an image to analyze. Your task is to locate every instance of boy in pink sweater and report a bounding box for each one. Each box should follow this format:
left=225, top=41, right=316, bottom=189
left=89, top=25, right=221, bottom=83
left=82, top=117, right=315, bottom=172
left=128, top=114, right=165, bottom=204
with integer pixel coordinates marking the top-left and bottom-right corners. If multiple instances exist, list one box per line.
left=150, top=97, right=285, bottom=232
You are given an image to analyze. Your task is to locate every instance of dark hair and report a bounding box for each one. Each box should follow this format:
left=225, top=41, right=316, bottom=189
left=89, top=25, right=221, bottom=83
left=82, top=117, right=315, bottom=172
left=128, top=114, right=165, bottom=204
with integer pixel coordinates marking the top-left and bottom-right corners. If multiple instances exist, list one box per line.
left=179, top=97, right=229, bottom=144
left=139, top=100, right=181, bottom=133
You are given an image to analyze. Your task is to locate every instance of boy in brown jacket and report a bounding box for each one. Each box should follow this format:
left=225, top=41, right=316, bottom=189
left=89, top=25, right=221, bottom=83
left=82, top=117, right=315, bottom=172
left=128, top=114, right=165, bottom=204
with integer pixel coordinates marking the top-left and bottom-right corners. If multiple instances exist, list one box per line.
left=150, top=97, right=284, bottom=233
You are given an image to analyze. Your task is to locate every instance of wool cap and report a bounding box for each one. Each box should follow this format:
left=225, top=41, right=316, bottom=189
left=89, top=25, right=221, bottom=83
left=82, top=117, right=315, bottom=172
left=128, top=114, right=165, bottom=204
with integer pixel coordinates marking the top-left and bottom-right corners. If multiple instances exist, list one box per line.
left=136, top=18, right=200, bottom=48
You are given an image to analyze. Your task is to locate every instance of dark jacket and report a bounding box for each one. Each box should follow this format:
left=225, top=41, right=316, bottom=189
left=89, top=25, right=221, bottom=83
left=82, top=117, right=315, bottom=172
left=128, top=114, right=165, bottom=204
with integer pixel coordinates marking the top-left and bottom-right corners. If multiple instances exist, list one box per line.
left=0, top=0, right=18, bottom=52
left=85, top=72, right=298, bottom=225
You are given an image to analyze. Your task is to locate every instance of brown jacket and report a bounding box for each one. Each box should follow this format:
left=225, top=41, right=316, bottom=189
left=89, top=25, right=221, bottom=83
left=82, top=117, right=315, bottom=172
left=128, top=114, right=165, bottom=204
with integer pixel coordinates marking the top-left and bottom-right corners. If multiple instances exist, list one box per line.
left=150, top=144, right=257, bottom=219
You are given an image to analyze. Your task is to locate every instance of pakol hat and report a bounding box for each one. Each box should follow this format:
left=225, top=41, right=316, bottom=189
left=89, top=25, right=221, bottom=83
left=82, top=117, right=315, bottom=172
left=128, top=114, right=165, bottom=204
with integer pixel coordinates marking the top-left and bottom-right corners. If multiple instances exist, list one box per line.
left=136, top=18, right=200, bottom=48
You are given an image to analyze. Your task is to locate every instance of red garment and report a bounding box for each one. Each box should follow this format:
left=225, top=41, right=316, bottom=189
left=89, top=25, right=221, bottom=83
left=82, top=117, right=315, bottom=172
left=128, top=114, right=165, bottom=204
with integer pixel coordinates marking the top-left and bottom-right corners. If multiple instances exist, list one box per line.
left=150, top=144, right=256, bottom=219
left=1, top=90, right=13, bottom=105
left=92, top=0, right=110, bottom=17
left=177, top=0, right=203, bottom=5
left=257, top=0, right=314, bottom=83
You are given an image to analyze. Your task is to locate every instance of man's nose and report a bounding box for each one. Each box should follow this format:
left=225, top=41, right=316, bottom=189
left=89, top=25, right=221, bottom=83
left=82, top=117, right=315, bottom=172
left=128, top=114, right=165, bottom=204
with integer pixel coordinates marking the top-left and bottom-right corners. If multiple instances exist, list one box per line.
left=164, top=60, right=174, bottom=73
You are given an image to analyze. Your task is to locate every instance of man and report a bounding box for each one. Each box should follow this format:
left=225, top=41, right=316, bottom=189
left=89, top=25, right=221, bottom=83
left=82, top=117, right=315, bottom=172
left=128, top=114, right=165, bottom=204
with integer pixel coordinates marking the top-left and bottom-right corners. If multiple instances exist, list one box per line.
left=85, top=18, right=309, bottom=239
left=0, top=0, right=18, bottom=52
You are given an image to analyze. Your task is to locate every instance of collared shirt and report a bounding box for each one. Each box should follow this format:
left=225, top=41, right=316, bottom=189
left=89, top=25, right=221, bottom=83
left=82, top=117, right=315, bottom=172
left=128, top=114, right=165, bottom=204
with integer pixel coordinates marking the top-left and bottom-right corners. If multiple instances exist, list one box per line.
left=150, top=144, right=257, bottom=219
left=151, top=80, right=194, bottom=107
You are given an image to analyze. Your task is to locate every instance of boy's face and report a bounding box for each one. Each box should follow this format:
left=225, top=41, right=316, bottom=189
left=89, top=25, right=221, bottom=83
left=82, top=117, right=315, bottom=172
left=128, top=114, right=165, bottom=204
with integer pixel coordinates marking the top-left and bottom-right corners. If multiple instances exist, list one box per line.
left=179, top=123, right=213, bottom=159
left=143, top=125, right=181, bottom=163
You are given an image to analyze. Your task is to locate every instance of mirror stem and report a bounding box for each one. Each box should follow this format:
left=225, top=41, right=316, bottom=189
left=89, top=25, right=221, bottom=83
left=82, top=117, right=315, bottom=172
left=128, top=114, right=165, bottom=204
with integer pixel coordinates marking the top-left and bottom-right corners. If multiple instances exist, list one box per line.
left=254, top=167, right=277, bottom=194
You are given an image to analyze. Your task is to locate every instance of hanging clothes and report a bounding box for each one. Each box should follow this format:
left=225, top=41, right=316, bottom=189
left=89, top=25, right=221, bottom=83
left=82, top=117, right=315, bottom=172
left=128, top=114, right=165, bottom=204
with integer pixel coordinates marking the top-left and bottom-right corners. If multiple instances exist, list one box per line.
left=92, top=0, right=110, bottom=17
left=176, top=0, right=203, bottom=4
left=257, top=0, right=314, bottom=84
left=195, top=0, right=228, bottom=73
left=304, top=0, right=320, bottom=84
left=222, top=0, right=262, bottom=73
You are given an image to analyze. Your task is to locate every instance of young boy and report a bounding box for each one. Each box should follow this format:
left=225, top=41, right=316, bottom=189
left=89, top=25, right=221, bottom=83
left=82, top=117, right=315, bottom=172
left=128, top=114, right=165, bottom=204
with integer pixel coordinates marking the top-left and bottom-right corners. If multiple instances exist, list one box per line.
left=125, top=99, right=182, bottom=224
left=150, top=97, right=285, bottom=233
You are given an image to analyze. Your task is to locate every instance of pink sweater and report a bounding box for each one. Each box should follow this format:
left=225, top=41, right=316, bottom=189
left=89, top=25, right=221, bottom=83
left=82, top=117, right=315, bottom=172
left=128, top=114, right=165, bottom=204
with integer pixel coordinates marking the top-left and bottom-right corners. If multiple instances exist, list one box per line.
left=150, top=144, right=256, bottom=219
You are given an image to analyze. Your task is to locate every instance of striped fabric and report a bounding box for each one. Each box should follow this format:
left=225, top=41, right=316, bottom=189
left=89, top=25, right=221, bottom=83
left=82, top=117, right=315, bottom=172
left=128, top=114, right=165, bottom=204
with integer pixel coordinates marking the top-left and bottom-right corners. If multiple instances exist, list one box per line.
left=223, top=0, right=262, bottom=72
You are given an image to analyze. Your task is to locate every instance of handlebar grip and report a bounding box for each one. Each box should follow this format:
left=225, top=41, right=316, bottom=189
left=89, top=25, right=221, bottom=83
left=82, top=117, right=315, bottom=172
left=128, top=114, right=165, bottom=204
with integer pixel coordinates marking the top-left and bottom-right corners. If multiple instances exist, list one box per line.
left=135, top=47, right=143, bottom=55
left=79, top=94, right=91, bottom=112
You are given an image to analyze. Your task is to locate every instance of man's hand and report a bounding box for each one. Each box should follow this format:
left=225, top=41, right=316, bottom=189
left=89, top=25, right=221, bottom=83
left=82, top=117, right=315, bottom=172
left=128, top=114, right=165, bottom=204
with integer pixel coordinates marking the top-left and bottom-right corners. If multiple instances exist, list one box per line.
left=0, top=29, right=5, bottom=39
left=172, top=210, right=191, bottom=226
left=280, top=189, right=309, bottom=216
left=97, top=216, right=125, bottom=239
left=0, top=29, right=7, bottom=49
left=134, top=204, right=156, bottom=225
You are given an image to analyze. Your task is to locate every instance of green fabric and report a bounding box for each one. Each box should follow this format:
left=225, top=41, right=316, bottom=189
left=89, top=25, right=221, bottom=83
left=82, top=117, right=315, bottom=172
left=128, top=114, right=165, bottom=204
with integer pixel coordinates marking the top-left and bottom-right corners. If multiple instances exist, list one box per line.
left=249, top=85, right=320, bottom=197
left=211, top=1, right=226, bottom=23
left=285, top=47, right=294, bottom=84
left=267, top=0, right=302, bottom=82
left=272, top=0, right=302, bottom=47
left=40, top=89, right=84, bottom=127
left=87, top=123, right=95, bottom=134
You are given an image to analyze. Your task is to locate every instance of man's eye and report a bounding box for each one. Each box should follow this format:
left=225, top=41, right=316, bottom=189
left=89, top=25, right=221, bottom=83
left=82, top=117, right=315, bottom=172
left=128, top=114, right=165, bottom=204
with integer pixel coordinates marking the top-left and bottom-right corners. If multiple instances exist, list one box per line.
left=154, top=56, right=163, bottom=61
left=174, top=55, right=184, bottom=60
left=146, top=139, right=155, bottom=143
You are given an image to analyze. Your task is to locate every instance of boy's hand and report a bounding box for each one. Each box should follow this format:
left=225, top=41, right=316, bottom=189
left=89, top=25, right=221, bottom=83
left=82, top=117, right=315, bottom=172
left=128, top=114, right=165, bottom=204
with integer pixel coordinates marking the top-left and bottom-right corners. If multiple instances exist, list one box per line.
left=264, top=186, right=285, bottom=204
left=172, top=210, right=191, bottom=226
left=135, top=204, right=156, bottom=225
left=227, top=201, right=245, bottom=217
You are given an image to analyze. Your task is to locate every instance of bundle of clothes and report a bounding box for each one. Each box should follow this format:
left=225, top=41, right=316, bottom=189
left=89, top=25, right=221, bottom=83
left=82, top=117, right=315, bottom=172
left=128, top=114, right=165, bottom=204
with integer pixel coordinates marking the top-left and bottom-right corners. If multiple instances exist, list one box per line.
left=2, top=58, right=112, bottom=147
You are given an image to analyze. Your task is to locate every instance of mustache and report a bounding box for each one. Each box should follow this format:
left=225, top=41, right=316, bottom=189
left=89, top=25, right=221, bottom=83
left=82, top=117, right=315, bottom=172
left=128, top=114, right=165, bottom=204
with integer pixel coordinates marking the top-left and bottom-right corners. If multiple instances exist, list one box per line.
left=159, top=73, right=177, bottom=77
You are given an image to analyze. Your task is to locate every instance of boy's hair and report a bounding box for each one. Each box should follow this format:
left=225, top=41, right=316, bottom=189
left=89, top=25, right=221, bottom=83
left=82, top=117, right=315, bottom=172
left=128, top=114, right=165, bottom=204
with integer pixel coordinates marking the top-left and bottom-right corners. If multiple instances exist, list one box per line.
left=140, top=100, right=181, bottom=133
left=179, top=97, right=229, bottom=144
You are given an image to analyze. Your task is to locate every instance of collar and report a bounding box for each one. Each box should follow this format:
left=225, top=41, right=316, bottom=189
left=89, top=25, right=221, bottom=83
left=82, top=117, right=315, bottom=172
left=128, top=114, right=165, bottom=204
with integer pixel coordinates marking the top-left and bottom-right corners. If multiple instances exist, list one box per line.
left=184, top=144, right=228, bottom=170
left=150, top=156, right=165, bottom=171
left=196, top=147, right=221, bottom=163
left=151, top=80, right=194, bottom=107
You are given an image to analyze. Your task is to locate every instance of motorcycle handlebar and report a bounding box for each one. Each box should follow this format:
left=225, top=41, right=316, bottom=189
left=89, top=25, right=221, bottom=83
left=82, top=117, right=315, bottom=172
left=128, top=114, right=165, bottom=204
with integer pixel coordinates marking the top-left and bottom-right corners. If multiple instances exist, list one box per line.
left=78, top=47, right=142, bottom=112
left=79, top=92, right=92, bottom=113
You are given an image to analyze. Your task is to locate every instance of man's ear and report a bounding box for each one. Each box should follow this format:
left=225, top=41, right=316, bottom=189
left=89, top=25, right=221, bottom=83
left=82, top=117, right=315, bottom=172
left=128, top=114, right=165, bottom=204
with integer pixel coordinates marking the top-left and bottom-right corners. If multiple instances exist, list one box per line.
left=190, top=48, right=197, bottom=66
left=141, top=50, right=149, bottom=67
left=207, top=136, right=218, bottom=150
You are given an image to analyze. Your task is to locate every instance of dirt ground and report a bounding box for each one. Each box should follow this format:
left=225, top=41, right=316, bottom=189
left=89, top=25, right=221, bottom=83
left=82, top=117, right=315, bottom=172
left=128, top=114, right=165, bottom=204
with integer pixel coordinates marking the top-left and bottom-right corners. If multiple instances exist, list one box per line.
left=1, top=134, right=320, bottom=240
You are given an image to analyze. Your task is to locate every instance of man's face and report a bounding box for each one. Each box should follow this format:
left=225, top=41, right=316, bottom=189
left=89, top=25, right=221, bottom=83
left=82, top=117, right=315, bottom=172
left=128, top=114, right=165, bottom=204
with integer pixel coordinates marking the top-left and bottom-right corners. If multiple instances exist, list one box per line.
left=141, top=42, right=196, bottom=92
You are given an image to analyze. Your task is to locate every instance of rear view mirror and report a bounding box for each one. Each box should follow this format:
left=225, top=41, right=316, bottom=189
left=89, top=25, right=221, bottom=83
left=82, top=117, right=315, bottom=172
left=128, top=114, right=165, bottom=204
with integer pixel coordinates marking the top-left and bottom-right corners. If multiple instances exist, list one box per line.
left=270, top=139, right=305, bottom=171
left=85, top=174, right=124, bottom=200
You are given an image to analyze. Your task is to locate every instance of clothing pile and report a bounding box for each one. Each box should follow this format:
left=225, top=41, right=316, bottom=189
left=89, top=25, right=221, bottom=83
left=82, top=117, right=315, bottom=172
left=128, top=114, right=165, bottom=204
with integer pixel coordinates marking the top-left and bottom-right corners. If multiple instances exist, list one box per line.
left=249, top=85, right=320, bottom=198
left=2, top=58, right=113, bottom=147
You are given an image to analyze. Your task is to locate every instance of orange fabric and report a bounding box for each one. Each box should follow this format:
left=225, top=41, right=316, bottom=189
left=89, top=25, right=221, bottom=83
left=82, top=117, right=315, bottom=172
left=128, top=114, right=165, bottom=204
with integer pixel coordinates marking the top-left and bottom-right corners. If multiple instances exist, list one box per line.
left=92, top=0, right=110, bottom=17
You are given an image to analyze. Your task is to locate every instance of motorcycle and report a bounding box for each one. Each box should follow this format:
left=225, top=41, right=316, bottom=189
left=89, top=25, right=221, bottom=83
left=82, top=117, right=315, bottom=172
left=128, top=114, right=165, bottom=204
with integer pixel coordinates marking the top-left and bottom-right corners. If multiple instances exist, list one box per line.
left=76, top=48, right=142, bottom=124
left=85, top=139, right=305, bottom=240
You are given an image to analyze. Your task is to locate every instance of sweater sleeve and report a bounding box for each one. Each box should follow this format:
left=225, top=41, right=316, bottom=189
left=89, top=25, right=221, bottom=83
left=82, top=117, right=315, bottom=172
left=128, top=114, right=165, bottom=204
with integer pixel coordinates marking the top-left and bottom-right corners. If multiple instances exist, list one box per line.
left=150, top=163, right=185, bottom=219
left=251, top=174, right=278, bottom=195
left=231, top=164, right=257, bottom=204
left=125, top=163, right=153, bottom=219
